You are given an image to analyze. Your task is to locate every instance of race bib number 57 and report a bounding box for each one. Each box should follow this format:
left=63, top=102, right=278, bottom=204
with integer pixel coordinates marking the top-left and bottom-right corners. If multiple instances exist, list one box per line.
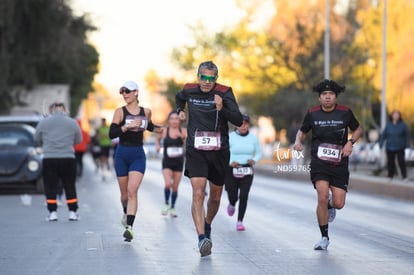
left=317, top=143, right=342, bottom=163
left=194, top=131, right=221, bottom=151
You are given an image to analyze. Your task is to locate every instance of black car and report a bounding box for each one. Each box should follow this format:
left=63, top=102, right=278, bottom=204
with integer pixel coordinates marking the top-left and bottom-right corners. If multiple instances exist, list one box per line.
left=0, top=123, right=43, bottom=193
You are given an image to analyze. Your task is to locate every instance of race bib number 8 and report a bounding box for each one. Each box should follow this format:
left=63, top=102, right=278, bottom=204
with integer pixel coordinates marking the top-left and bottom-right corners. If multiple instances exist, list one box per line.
left=317, top=143, right=342, bottom=163
left=194, top=131, right=221, bottom=151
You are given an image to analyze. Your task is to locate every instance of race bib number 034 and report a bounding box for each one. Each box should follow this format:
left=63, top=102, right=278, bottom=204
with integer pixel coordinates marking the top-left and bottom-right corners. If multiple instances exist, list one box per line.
left=317, top=143, right=342, bottom=163
left=194, top=131, right=221, bottom=151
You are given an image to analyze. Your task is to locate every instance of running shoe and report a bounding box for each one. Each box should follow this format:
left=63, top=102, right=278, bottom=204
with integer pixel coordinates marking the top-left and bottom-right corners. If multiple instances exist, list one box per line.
left=121, top=214, right=127, bottom=227
left=47, top=211, right=58, bottom=222
left=161, top=204, right=169, bottom=216
left=313, top=237, right=329, bottom=250
left=236, top=221, right=245, bottom=231
left=123, top=226, right=134, bottom=242
left=227, top=204, right=235, bottom=216
left=170, top=208, right=178, bottom=218
left=68, top=211, right=79, bottom=221
left=198, top=237, right=212, bottom=257
left=328, top=194, right=336, bottom=223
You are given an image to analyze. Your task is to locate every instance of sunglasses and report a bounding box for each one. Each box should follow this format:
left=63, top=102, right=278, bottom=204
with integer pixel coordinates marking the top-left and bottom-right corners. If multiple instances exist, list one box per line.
left=119, top=87, right=136, bottom=95
left=119, top=87, right=136, bottom=94
left=199, top=74, right=217, bottom=82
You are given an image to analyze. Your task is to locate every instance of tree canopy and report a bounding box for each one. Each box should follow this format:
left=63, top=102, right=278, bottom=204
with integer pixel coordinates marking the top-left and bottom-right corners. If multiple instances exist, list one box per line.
left=161, top=0, right=414, bottom=138
left=0, top=0, right=99, bottom=115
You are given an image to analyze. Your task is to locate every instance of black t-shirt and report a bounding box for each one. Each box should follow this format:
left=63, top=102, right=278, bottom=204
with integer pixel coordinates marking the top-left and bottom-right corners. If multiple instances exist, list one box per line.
left=300, top=104, right=360, bottom=166
left=175, top=83, right=243, bottom=150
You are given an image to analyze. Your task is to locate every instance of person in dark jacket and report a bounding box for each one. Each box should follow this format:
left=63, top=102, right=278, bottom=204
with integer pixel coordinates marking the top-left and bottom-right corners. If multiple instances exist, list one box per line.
left=379, top=109, right=411, bottom=181
left=175, top=61, right=243, bottom=257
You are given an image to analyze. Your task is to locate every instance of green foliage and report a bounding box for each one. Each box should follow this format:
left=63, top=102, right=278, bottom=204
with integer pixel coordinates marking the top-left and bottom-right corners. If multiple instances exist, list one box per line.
left=0, top=0, right=99, bottom=115
left=167, top=0, right=382, bottom=136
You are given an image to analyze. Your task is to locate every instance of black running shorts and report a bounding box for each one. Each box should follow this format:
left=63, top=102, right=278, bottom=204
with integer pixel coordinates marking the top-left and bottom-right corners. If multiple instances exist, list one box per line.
left=184, top=146, right=230, bottom=186
left=310, top=160, right=350, bottom=191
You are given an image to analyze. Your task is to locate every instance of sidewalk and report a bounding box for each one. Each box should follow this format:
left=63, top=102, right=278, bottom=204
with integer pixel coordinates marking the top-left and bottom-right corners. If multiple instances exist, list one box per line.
left=255, top=159, right=414, bottom=202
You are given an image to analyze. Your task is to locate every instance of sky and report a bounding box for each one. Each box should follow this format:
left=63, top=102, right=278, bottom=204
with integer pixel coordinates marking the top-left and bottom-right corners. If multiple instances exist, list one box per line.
left=72, top=0, right=247, bottom=93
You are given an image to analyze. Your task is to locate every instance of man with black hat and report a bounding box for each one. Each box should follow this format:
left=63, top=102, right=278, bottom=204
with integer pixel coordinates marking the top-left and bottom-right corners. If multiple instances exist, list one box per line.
left=293, top=79, right=362, bottom=250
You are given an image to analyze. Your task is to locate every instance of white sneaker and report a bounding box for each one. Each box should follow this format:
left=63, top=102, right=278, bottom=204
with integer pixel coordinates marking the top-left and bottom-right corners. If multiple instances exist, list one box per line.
left=328, top=194, right=336, bottom=223
left=47, top=211, right=58, bottom=222
left=68, top=211, right=79, bottom=221
left=121, top=214, right=127, bottom=227
left=314, top=237, right=330, bottom=250
left=170, top=208, right=178, bottom=217
left=161, top=204, right=169, bottom=216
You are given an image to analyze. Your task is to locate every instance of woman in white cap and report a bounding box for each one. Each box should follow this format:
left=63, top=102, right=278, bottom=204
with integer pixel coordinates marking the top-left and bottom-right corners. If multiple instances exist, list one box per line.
left=109, top=80, right=159, bottom=242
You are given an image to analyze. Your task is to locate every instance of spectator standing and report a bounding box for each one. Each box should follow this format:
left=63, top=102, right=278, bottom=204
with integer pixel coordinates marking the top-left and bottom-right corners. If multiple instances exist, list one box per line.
left=175, top=61, right=243, bottom=257
left=379, top=109, right=411, bottom=182
left=34, top=102, right=82, bottom=221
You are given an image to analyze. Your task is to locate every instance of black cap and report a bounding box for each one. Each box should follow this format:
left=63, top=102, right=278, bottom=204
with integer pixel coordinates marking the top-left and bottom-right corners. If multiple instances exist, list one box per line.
left=242, top=114, right=250, bottom=123
left=312, top=79, right=345, bottom=95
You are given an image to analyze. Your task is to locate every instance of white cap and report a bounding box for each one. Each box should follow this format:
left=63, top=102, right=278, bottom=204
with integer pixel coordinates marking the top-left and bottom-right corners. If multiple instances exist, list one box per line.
left=122, top=80, right=139, bottom=91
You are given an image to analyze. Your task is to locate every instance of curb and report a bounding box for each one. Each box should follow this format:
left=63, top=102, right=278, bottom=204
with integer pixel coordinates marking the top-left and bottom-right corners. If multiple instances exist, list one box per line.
left=254, top=163, right=414, bottom=202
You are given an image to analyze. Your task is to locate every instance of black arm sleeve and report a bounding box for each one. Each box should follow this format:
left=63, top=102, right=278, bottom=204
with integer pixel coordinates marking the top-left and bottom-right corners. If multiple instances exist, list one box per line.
left=146, top=121, right=162, bottom=132
left=147, top=121, right=154, bottom=132
left=175, top=90, right=186, bottom=112
left=221, top=88, right=243, bottom=127
left=109, top=123, right=123, bottom=139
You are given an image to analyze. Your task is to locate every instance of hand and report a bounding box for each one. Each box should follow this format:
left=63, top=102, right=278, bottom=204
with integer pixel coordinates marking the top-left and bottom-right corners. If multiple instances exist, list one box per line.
left=342, top=141, right=353, bottom=157
left=214, top=94, right=223, bottom=111
left=293, top=143, right=303, bottom=151
left=178, top=110, right=186, bottom=121
left=248, top=159, right=256, bottom=166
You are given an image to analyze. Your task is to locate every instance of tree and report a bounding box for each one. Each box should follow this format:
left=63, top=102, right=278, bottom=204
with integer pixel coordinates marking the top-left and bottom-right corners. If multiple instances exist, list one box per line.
left=0, top=0, right=99, bottom=115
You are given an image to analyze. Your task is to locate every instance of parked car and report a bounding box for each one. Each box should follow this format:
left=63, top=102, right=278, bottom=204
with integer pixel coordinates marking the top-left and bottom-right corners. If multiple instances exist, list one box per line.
left=0, top=124, right=43, bottom=193
left=0, top=113, right=44, bottom=126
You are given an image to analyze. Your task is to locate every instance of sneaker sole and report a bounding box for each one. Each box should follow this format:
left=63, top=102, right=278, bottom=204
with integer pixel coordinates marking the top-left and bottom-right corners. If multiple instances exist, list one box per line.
left=123, top=230, right=133, bottom=242
left=199, top=239, right=212, bottom=257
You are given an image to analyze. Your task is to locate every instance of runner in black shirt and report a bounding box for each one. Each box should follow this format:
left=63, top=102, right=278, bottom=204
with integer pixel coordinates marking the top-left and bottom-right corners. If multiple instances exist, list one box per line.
left=175, top=61, right=243, bottom=257
left=293, top=79, right=362, bottom=250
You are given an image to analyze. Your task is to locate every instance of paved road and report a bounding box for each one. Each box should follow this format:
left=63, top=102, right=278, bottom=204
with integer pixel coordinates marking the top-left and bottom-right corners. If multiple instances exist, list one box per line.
left=0, top=155, right=413, bottom=275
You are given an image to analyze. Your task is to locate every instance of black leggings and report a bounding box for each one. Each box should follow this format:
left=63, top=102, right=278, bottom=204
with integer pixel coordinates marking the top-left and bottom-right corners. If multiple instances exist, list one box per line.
left=386, top=149, right=407, bottom=178
left=225, top=167, right=253, bottom=222
left=43, top=158, right=78, bottom=212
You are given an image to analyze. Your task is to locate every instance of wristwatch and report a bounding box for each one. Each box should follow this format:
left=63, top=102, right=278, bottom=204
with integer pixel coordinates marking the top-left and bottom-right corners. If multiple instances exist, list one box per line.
left=348, top=138, right=356, bottom=145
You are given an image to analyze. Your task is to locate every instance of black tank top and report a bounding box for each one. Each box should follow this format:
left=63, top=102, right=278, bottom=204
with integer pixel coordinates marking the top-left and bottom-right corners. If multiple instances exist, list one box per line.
left=163, top=127, right=184, bottom=159
left=119, top=106, right=145, bottom=146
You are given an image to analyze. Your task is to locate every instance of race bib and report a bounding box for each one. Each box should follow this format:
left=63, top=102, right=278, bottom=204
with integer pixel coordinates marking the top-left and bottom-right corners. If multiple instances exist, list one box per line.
left=125, top=115, right=147, bottom=132
left=166, top=147, right=184, bottom=158
left=317, top=143, right=342, bottom=163
left=232, top=167, right=253, bottom=178
left=194, top=131, right=221, bottom=151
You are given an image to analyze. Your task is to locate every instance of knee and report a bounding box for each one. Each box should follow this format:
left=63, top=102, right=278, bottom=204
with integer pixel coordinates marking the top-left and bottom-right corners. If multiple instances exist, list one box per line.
left=332, top=199, right=345, bottom=209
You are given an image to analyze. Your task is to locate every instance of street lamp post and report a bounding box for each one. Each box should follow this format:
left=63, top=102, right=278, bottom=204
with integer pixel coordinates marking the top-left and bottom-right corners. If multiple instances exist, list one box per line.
left=324, top=0, right=330, bottom=79
left=380, top=0, right=387, bottom=168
